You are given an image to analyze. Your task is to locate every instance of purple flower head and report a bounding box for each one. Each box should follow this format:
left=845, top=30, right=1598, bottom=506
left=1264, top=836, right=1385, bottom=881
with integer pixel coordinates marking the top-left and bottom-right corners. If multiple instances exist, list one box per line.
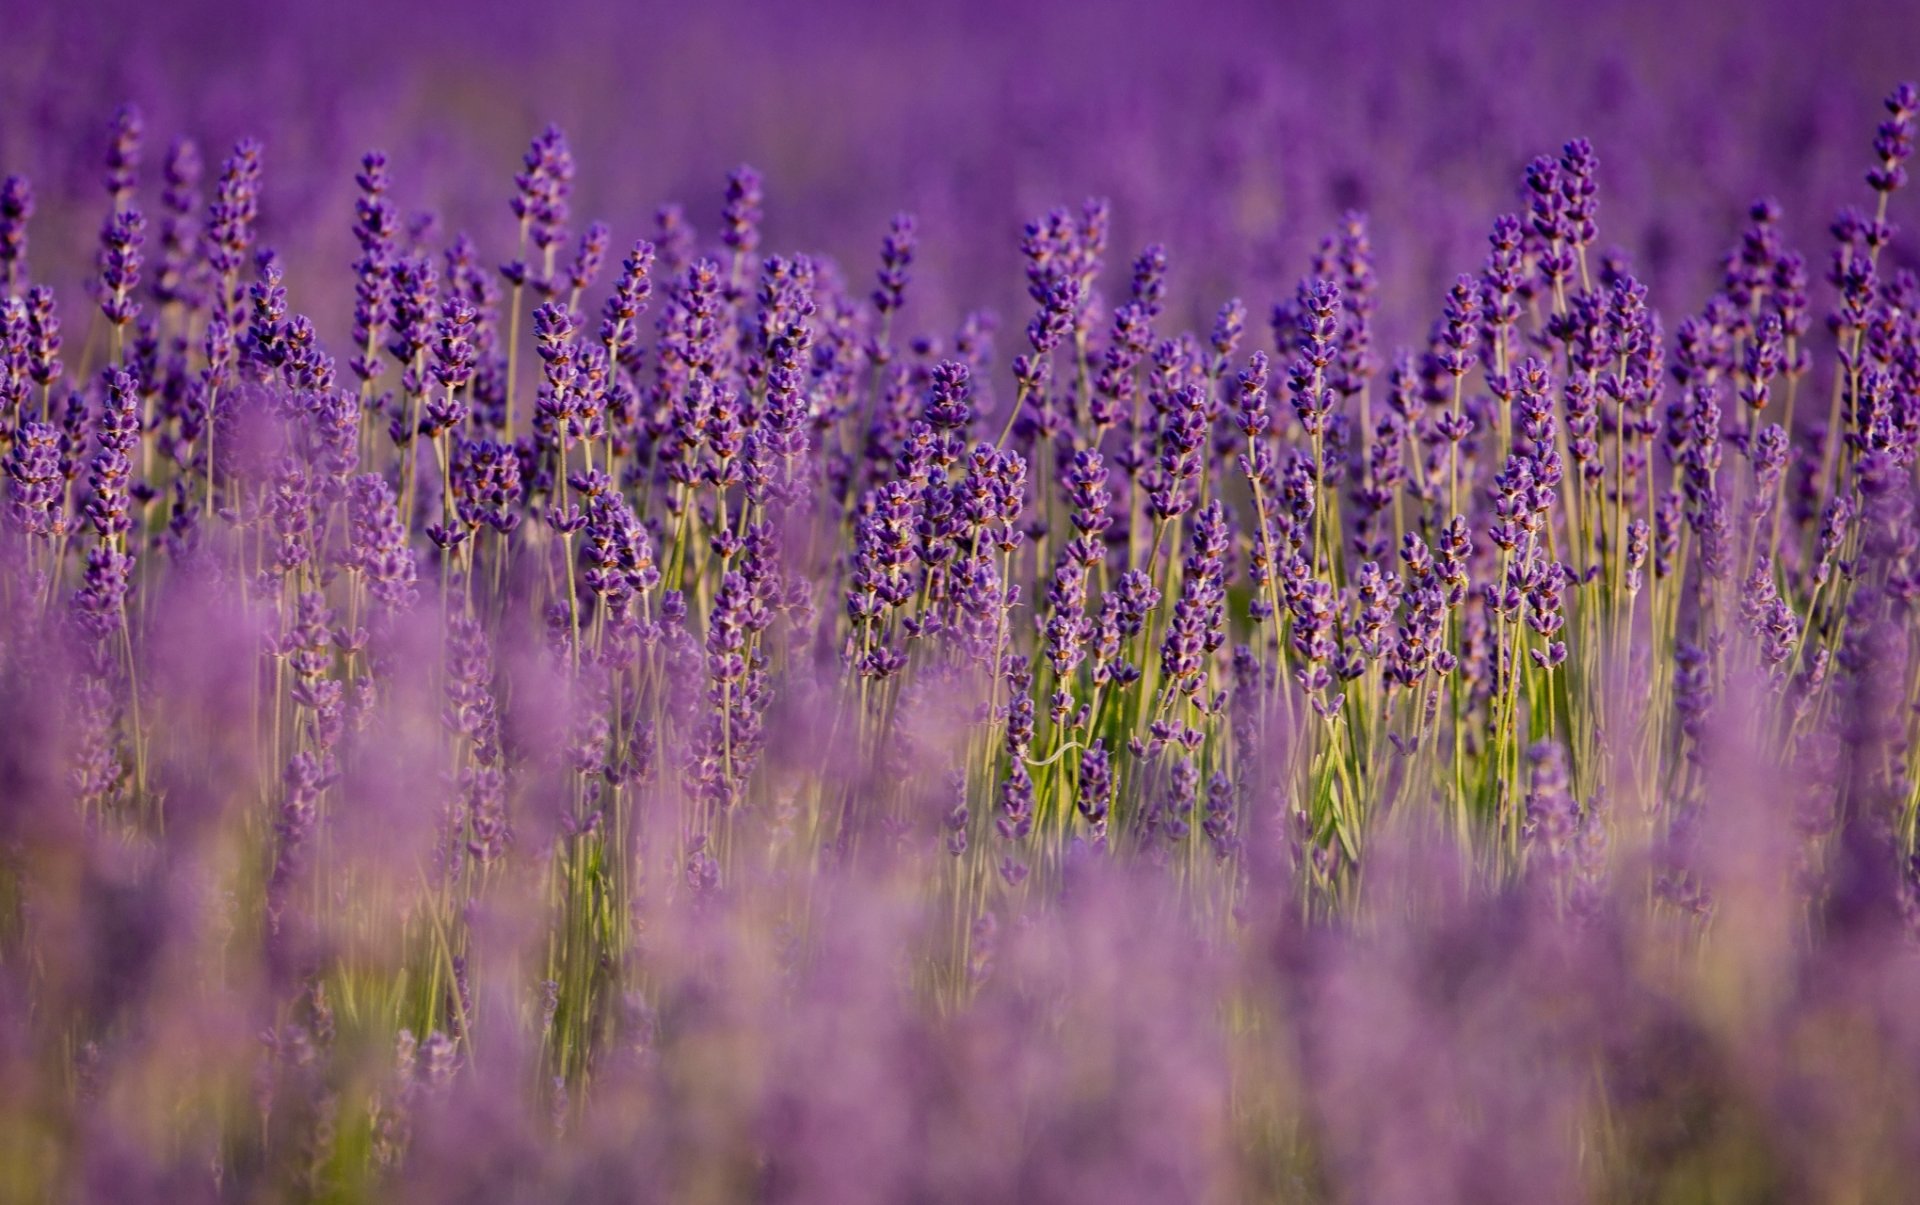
left=871, top=212, right=916, bottom=319
left=1440, top=274, right=1480, bottom=378
left=71, top=543, right=134, bottom=642
left=1065, top=448, right=1111, bottom=565
left=104, top=102, right=144, bottom=205
left=566, top=221, right=610, bottom=295
left=600, top=240, right=656, bottom=365
left=1625, top=518, right=1650, bottom=592
left=204, top=139, right=263, bottom=301
left=25, top=285, right=62, bottom=390
left=925, top=359, right=971, bottom=433
left=96, top=208, right=147, bottom=326
left=1078, top=739, right=1112, bottom=839
left=455, top=438, right=523, bottom=534
left=997, top=760, right=1033, bottom=844
left=1522, top=740, right=1577, bottom=871
left=1130, top=242, right=1169, bottom=317
left=1329, top=210, right=1380, bottom=394
left=722, top=164, right=765, bottom=263
left=350, top=151, right=399, bottom=380
left=1524, top=560, right=1569, bottom=669
left=1024, top=275, right=1080, bottom=360
left=1043, top=552, right=1092, bottom=677
left=1353, top=560, right=1401, bottom=660
left=7, top=418, right=66, bottom=537
left=0, top=175, right=33, bottom=289
left=504, top=124, right=574, bottom=290
left=1559, top=138, right=1599, bottom=250
left=1149, top=383, right=1207, bottom=520
left=1234, top=351, right=1271, bottom=440
left=432, top=295, right=478, bottom=395
left=1482, top=213, right=1525, bottom=333
left=516, top=124, right=574, bottom=248
left=652, top=201, right=697, bottom=279
left=1741, top=312, right=1784, bottom=413
left=1160, top=501, right=1230, bottom=699
left=243, top=258, right=288, bottom=374
left=386, top=254, right=440, bottom=369
left=1526, top=152, right=1579, bottom=290
left=347, top=473, right=418, bottom=611
left=1210, top=297, right=1247, bottom=376
left=1867, top=82, right=1918, bottom=194
left=583, top=488, right=659, bottom=623
left=1287, top=279, right=1340, bottom=437
left=83, top=370, right=140, bottom=539
left=1525, top=154, right=1566, bottom=241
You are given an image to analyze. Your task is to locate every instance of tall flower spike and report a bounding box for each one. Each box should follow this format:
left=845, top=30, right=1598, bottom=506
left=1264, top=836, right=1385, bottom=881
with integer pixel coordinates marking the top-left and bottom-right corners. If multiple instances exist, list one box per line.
left=925, top=360, right=971, bottom=433
left=504, top=124, right=574, bottom=292
left=348, top=473, right=418, bottom=612
left=204, top=139, right=264, bottom=319
left=0, top=176, right=33, bottom=292
left=97, top=208, right=146, bottom=327
left=351, top=151, right=398, bottom=382
left=871, top=213, right=916, bottom=320
left=1559, top=138, right=1599, bottom=253
left=426, top=296, right=478, bottom=438
left=566, top=221, right=610, bottom=296
left=84, top=370, right=140, bottom=540
left=600, top=240, right=656, bottom=366
left=104, top=103, right=144, bottom=208
left=153, top=138, right=203, bottom=309
left=1867, top=82, right=1918, bottom=195
left=24, top=285, right=61, bottom=391
left=721, top=165, right=764, bottom=288
left=1077, top=740, right=1112, bottom=843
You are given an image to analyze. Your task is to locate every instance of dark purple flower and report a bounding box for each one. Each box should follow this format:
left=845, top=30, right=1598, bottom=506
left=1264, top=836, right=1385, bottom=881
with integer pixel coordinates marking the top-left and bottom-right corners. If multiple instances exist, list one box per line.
left=0, top=175, right=33, bottom=291
left=503, top=124, right=574, bottom=292
left=1867, top=82, right=1918, bottom=194
left=871, top=213, right=916, bottom=321
left=97, top=208, right=146, bottom=327
left=1078, top=739, right=1112, bottom=842
left=204, top=139, right=263, bottom=316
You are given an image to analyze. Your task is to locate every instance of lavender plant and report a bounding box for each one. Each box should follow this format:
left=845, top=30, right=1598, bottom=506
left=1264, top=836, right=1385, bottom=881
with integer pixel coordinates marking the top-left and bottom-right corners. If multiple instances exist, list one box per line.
left=0, top=11, right=1918, bottom=1201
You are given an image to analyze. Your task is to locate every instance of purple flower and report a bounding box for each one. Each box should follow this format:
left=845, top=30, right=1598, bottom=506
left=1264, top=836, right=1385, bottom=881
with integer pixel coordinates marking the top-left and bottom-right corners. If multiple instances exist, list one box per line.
left=204, top=139, right=263, bottom=314
left=6, top=420, right=64, bottom=537
left=24, top=285, right=62, bottom=390
left=103, top=103, right=143, bottom=205
left=1064, top=448, right=1110, bottom=566
left=454, top=438, right=524, bottom=534
left=96, top=208, right=146, bottom=326
left=1287, top=279, right=1340, bottom=439
left=600, top=239, right=656, bottom=367
left=348, top=473, right=418, bottom=611
left=0, top=175, right=33, bottom=291
left=1867, top=82, right=1918, bottom=194
left=1078, top=739, right=1112, bottom=842
left=431, top=295, right=478, bottom=397
left=871, top=213, right=915, bottom=320
left=83, top=370, right=140, bottom=540
left=925, top=359, right=971, bottom=433
left=503, top=125, right=575, bottom=293
left=721, top=165, right=765, bottom=268
left=565, top=221, right=610, bottom=296
left=351, top=151, right=398, bottom=381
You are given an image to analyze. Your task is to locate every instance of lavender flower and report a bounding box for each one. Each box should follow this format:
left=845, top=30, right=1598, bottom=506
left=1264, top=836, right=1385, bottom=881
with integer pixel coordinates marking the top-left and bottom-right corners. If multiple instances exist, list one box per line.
left=0, top=175, right=32, bottom=292
left=97, top=208, right=146, bottom=327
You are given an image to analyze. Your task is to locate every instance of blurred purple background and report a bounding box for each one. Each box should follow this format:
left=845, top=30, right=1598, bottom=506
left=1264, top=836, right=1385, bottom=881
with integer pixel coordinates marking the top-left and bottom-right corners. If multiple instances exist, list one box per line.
left=4, top=0, right=1915, bottom=341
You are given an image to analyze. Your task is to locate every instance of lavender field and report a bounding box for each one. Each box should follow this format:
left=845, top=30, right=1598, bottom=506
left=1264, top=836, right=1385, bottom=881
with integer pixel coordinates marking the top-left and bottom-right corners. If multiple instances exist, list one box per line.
left=3, top=0, right=1920, bottom=1199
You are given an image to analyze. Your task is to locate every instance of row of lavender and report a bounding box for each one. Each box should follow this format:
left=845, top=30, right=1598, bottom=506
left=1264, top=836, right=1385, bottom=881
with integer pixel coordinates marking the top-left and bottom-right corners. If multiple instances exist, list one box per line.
left=0, top=82, right=1916, bottom=1200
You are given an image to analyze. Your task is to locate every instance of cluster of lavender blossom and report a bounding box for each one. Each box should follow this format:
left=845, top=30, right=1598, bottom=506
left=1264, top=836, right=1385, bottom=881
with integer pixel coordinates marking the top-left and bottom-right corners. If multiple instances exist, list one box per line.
left=4, top=65, right=1920, bottom=1201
